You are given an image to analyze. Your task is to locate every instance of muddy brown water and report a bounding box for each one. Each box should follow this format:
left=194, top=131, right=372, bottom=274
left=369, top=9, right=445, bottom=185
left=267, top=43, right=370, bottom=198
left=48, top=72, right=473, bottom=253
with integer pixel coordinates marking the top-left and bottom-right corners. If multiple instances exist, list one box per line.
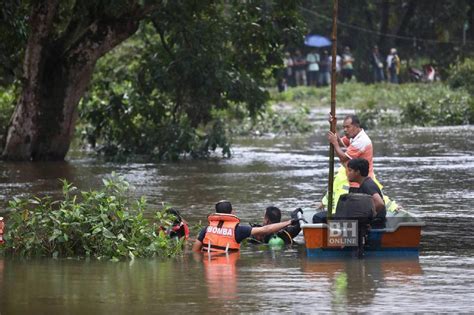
left=1, top=122, right=473, bottom=313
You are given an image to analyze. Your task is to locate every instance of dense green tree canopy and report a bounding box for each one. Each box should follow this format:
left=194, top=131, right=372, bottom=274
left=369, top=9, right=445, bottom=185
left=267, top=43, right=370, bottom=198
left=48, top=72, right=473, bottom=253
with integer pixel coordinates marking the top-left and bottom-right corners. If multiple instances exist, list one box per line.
left=80, top=0, right=305, bottom=159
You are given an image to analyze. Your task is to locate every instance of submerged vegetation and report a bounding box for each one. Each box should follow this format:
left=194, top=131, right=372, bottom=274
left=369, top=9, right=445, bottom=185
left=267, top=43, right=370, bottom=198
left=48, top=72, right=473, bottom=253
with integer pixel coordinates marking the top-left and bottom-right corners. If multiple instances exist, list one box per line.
left=0, top=175, right=183, bottom=261
left=447, top=58, right=474, bottom=96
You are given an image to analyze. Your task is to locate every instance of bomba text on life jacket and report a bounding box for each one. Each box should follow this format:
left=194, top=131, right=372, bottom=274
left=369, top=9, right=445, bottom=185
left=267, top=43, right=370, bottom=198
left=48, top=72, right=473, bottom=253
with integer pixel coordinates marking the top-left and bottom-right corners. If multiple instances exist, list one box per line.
left=206, top=226, right=234, bottom=236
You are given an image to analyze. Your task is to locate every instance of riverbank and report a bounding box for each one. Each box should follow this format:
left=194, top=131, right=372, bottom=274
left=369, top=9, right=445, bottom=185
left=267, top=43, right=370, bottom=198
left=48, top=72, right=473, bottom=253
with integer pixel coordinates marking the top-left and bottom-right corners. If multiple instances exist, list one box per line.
left=268, top=82, right=473, bottom=129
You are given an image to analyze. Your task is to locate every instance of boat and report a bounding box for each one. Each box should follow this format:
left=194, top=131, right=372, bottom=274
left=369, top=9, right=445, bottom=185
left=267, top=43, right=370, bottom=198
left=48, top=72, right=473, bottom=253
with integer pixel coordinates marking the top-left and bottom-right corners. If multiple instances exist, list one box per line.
left=297, top=208, right=425, bottom=258
left=295, top=0, right=425, bottom=259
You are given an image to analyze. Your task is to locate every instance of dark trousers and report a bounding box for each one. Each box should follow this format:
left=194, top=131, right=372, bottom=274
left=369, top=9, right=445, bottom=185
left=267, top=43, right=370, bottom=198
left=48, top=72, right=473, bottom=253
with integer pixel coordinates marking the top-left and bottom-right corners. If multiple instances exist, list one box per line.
left=389, top=69, right=399, bottom=84
left=342, top=69, right=353, bottom=81
left=307, top=71, right=319, bottom=86
left=312, top=211, right=328, bottom=223
left=373, top=68, right=385, bottom=82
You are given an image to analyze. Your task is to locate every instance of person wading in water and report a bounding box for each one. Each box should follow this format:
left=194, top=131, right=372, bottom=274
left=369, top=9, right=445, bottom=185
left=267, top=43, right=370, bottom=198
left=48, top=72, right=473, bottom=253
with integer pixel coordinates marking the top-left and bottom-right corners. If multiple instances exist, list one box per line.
left=192, top=201, right=301, bottom=253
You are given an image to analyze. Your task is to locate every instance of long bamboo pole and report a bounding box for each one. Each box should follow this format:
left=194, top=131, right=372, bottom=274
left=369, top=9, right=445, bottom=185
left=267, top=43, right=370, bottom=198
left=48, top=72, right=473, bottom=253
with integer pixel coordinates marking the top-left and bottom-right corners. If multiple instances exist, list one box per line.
left=327, top=0, right=338, bottom=218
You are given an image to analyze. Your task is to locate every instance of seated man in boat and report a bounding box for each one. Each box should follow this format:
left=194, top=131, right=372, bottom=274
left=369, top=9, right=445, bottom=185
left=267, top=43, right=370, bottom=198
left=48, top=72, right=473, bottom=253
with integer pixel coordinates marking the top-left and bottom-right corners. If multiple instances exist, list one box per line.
left=346, top=158, right=386, bottom=220
left=248, top=206, right=302, bottom=246
left=192, top=201, right=300, bottom=253
left=313, top=158, right=385, bottom=224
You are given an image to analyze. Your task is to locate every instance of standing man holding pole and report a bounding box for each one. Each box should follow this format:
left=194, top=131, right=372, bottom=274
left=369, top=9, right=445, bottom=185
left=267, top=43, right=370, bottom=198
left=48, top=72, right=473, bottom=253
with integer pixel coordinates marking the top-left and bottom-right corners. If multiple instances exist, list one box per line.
left=327, top=114, right=374, bottom=181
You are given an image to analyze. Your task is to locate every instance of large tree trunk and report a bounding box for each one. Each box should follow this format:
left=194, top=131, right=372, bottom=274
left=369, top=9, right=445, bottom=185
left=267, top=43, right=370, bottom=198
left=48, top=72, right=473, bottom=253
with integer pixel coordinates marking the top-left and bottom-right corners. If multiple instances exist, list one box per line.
left=2, top=1, right=141, bottom=161
left=3, top=55, right=96, bottom=160
left=1, top=0, right=59, bottom=160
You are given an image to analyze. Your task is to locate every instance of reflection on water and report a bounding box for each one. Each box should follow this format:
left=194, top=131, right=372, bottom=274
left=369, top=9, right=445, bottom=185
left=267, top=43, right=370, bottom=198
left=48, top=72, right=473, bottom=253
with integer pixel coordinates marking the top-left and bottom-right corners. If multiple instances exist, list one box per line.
left=198, top=252, right=240, bottom=300
left=4, top=250, right=471, bottom=313
left=1, top=124, right=474, bottom=312
left=302, top=257, right=423, bottom=312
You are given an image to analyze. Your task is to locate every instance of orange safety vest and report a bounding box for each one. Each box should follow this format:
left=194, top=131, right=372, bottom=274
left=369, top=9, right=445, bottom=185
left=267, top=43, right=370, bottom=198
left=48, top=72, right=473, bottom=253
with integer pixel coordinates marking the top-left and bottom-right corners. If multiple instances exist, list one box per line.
left=202, top=213, right=241, bottom=252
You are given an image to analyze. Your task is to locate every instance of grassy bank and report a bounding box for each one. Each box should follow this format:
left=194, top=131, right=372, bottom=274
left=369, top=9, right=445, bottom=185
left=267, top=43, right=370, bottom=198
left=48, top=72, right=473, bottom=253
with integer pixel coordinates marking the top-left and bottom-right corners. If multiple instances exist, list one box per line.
left=270, top=82, right=473, bottom=128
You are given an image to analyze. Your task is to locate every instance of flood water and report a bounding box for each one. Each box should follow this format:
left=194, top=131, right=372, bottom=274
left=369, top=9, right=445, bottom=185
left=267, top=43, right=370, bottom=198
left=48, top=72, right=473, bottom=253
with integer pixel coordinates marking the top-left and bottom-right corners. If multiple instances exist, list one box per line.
left=1, top=117, right=474, bottom=313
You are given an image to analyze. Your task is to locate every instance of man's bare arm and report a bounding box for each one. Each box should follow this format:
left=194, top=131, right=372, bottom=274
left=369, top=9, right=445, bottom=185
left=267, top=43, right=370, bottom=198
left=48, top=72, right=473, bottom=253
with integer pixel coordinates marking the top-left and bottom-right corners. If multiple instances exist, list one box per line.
left=372, top=193, right=385, bottom=213
left=250, top=220, right=292, bottom=237
left=328, top=131, right=350, bottom=164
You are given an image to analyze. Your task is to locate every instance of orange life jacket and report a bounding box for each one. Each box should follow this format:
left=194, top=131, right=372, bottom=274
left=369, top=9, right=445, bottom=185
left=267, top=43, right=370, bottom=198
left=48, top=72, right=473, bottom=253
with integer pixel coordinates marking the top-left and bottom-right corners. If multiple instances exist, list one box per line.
left=202, top=213, right=241, bottom=252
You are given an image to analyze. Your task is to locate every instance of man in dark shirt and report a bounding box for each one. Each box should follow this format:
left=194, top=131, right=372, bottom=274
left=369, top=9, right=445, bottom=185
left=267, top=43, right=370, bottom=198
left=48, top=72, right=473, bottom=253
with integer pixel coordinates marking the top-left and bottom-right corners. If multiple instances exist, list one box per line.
left=347, top=158, right=386, bottom=219
left=249, top=206, right=302, bottom=245
left=370, top=45, right=385, bottom=82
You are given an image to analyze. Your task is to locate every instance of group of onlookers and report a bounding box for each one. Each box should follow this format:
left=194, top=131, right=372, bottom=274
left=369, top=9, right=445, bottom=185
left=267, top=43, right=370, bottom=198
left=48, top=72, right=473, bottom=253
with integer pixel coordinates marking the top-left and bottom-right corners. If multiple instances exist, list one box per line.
left=279, top=45, right=401, bottom=91
left=370, top=45, right=400, bottom=84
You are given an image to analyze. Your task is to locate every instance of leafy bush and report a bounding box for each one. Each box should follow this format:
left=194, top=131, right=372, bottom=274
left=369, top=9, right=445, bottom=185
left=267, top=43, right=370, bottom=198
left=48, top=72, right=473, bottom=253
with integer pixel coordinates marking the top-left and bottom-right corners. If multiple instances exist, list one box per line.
left=447, top=58, right=474, bottom=95
left=400, top=89, right=472, bottom=126
left=356, top=100, right=400, bottom=130
left=1, top=175, right=183, bottom=261
left=254, top=105, right=312, bottom=135
left=356, top=83, right=473, bottom=127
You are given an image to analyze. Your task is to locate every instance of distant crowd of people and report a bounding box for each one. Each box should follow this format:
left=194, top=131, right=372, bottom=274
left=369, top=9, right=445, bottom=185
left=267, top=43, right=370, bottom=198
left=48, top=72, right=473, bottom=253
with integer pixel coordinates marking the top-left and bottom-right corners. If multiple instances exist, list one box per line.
left=279, top=45, right=404, bottom=91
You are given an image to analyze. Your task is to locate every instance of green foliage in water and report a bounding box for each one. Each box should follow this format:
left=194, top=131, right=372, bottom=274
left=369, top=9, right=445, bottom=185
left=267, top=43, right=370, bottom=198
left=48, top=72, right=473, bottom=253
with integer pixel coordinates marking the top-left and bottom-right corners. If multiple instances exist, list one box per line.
left=245, top=104, right=312, bottom=135
left=271, top=83, right=473, bottom=128
left=399, top=84, right=473, bottom=127
left=1, top=175, right=183, bottom=261
left=357, top=83, right=473, bottom=128
left=212, top=102, right=312, bottom=137
left=447, top=58, right=474, bottom=95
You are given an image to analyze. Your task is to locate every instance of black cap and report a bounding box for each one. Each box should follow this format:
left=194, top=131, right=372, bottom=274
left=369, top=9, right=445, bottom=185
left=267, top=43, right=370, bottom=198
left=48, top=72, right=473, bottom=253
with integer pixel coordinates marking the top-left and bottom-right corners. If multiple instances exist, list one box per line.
left=215, top=200, right=232, bottom=213
left=166, top=208, right=182, bottom=224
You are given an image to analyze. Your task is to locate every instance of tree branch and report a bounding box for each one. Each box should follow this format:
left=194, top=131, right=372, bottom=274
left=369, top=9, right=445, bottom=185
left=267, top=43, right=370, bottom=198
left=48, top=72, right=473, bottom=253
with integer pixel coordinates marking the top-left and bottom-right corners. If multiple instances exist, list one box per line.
left=61, top=1, right=162, bottom=64
left=64, top=16, right=140, bottom=68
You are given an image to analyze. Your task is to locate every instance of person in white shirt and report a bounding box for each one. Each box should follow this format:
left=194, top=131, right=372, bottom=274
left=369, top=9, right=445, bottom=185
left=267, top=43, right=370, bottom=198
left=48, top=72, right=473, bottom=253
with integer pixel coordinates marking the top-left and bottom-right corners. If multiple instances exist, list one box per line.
left=386, top=48, right=400, bottom=84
